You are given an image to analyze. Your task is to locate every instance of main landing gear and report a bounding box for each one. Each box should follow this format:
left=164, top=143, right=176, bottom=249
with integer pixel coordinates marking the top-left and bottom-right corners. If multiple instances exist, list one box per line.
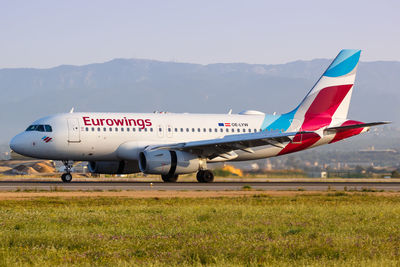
left=160, top=170, right=214, bottom=183
left=161, top=174, right=179, bottom=182
left=196, top=170, right=214, bottom=183
left=61, top=161, right=73, bottom=183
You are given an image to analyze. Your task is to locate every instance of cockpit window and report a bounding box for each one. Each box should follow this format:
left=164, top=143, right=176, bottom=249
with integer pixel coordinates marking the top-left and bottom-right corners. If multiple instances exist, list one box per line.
left=25, top=124, right=53, bottom=132
left=26, top=125, right=37, bottom=131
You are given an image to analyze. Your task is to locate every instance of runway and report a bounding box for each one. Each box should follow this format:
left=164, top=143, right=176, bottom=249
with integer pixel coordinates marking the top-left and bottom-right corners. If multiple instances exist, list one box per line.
left=0, top=181, right=399, bottom=191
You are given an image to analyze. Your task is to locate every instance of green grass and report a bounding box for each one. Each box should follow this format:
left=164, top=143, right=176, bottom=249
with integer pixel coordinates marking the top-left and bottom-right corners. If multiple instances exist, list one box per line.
left=1, top=194, right=400, bottom=266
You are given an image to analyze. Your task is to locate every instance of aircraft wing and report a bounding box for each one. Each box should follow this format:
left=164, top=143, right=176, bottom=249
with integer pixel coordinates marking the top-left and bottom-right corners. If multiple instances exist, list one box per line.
left=147, top=131, right=306, bottom=159
left=325, top=121, right=390, bottom=131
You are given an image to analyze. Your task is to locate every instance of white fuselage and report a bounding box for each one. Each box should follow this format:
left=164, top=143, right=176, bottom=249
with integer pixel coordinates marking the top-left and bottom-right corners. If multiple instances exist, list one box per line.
left=10, top=112, right=340, bottom=164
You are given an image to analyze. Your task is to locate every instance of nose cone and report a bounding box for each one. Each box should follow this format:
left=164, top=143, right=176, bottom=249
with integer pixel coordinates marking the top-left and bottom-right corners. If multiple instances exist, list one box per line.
left=10, top=133, right=26, bottom=155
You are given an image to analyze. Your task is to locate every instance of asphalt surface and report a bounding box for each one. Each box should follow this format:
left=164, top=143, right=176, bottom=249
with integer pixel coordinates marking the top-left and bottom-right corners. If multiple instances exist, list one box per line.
left=0, top=181, right=399, bottom=191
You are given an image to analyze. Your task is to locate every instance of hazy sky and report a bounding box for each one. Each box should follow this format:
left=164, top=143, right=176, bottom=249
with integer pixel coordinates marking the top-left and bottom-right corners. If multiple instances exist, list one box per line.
left=1, top=0, right=399, bottom=68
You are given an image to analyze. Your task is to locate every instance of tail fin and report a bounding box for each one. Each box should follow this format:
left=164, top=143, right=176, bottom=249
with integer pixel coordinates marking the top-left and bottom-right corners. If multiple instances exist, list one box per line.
left=290, top=49, right=361, bottom=131
left=261, top=50, right=361, bottom=132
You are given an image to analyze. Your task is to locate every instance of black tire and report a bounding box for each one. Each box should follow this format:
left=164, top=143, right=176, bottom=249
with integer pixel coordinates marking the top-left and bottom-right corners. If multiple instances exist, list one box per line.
left=202, top=170, right=214, bottom=183
left=61, top=173, right=72, bottom=183
left=161, top=174, right=178, bottom=182
left=197, top=170, right=214, bottom=183
left=196, top=170, right=205, bottom=183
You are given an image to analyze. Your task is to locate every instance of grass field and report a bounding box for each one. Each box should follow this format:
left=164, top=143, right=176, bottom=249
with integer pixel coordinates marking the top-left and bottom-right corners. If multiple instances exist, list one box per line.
left=1, top=193, right=400, bottom=266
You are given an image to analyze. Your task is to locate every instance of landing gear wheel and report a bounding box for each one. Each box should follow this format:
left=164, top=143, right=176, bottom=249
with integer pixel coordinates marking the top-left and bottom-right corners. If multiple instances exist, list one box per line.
left=197, top=170, right=205, bottom=183
left=61, top=173, right=72, bottom=183
left=197, top=170, right=214, bottom=183
left=161, top=174, right=179, bottom=182
left=61, top=160, right=73, bottom=183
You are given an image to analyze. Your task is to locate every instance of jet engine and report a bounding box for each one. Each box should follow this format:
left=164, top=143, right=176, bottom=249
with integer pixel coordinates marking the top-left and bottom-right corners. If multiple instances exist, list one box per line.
left=88, top=160, right=140, bottom=174
left=139, top=150, right=205, bottom=175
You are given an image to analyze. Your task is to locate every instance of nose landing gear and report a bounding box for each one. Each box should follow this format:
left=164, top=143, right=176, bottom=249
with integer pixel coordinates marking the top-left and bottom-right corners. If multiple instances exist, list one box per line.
left=61, top=173, right=72, bottom=183
left=61, top=161, right=73, bottom=183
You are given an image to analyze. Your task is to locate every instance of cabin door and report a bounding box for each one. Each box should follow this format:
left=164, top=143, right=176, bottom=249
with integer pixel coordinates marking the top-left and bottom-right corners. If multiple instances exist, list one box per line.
left=67, top=118, right=81, bottom=143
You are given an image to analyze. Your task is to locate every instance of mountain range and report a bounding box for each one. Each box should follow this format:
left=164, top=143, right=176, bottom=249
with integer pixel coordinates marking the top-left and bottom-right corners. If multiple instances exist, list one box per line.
left=1, top=57, right=399, bottom=149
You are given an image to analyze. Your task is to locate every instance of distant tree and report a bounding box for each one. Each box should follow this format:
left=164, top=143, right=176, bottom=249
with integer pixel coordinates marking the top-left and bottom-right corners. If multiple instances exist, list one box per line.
left=391, top=170, right=400, bottom=178
left=366, top=166, right=375, bottom=173
left=355, top=165, right=364, bottom=174
left=286, top=156, right=301, bottom=169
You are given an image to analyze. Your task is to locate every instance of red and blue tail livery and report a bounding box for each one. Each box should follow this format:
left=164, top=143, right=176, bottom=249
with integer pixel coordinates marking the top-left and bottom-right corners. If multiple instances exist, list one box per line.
left=10, top=50, right=389, bottom=183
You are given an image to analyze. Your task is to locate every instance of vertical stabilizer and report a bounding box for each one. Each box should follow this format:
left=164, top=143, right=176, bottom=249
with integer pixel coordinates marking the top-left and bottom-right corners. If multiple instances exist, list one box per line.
left=287, top=49, right=361, bottom=131
left=261, top=50, right=361, bottom=132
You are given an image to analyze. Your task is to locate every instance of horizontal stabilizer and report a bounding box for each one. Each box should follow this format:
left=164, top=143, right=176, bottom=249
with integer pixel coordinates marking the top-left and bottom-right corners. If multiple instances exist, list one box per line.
left=325, top=121, right=390, bottom=131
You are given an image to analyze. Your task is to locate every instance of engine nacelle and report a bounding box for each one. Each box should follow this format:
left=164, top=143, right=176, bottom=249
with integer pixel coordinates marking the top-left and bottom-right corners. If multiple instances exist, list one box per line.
left=139, top=150, right=205, bottom=175
left=88, top=160, right=140, bottom=174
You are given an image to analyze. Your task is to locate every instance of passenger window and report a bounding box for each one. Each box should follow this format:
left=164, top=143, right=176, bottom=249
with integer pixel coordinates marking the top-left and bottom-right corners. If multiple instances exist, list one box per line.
left=209, top=128, right=212, bottom=132
left=139, top=128, right=142, bottom=132
left=115, top=128, right=118, bottom=132
left=45, top=125, right=52, bottom=132
left=97, top=127, right=100, bottom=132
left=197, top=128, right=200, bottom=132
left=37, top=125, right=45, bottom=132
left=214, top=128, right=217, bottom=132
left=109, top=127, right=112, bottom=132
left=174, top=128, right=178, bottom=132
left=150, top=128, right=153, bottom=132
left=220, top=128, right=223, bottom=132
left=159, top=127, right=162, bottom=132
left=192, top=128, right=195, bottom=132
left=243, top=128, right=245, bottom=132
left=231, top=129, right=234, bottom=132
left=85, top=127, right=89, bottom=132
left=254, top=129, right=257, bottom=132
left=133, top=128, right=136, bottom=132
left=127, top=128, right=130, bottom=132
left=186, top=128, right=189, bottom=132
left=248, top=129, right=251, bottom=132
left=237, top=129, right=240, bottom=132
left=203, top=128, right=206, bottom=132
left=180, top=128, right=183, bottom=132
left=226, top=128, right=229, bottom=132
left=168, top=128, right=171, bottom=132
left=103, top=127, right=107, bottom=132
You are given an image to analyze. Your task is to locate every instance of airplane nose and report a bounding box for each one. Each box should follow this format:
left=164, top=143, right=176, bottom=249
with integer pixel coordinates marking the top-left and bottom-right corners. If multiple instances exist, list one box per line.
left=9, top=134, right=24, bottom=154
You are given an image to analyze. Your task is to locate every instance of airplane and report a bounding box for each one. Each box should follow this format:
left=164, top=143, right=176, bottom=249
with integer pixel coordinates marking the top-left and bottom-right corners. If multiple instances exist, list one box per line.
left=9, top=49, right=389, bottom=183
